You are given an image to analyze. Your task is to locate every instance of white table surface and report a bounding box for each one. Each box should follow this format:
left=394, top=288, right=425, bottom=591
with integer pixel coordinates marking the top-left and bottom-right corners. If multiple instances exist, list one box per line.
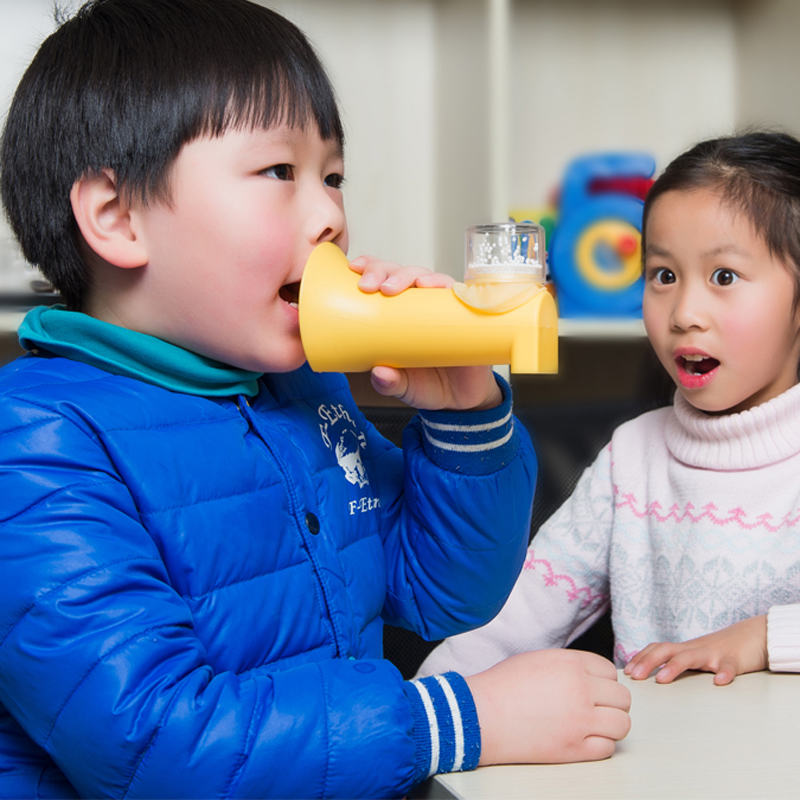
left=431, top=670, right=800, bottom=800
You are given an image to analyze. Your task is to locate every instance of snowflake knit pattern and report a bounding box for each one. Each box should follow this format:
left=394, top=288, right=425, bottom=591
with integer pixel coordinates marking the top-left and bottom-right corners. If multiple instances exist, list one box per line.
left=418, top=383, right=800, bottom=678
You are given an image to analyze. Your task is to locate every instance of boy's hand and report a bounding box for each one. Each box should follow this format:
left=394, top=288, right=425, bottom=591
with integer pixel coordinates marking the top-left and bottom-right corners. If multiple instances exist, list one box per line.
left=350, top=254, right=454, bottom=295
left=464, top=649, right=631, bottom=766
left=349, top=255, right=502, bottom=411
left=622, top=615, right=768, bottom=686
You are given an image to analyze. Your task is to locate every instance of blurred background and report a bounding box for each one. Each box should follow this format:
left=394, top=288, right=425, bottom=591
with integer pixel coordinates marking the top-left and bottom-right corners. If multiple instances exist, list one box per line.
left=2, top=0, right=800, bottom=277
left=1, top=0, right=799, bottom=397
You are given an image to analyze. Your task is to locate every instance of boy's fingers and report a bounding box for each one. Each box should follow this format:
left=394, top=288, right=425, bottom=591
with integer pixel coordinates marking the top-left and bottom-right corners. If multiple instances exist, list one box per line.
left=579, top=735, right=618, bottom=762
left=351, top=256, right=449, bottom=293
left=349, top=254, right=382, bottom=277
left=579, top=651, right=618, bottom=680
left=590, top=677, right=632, bottom=711
left=352, top=256, right=409, bottom=289
left=348, top=256, right=368, bottom=272
left=415, top=271, right=455, bottom=289
left=378, top=265, right=435, bottom=294
left=355, top=260, right=393, bottom=291
left=592, top=706, right=632, bottom=741
left=370, top=366, right=407, bottom=398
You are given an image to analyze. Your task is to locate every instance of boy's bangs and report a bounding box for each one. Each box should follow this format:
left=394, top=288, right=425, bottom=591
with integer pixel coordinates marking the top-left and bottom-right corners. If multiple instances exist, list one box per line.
left=0, top=0, right=345, bottom=309
left=83, top=0, right=345, bottom=203
left=180, top=0, right=344, bottom=146
left=197, top=67, right=343, bottom=146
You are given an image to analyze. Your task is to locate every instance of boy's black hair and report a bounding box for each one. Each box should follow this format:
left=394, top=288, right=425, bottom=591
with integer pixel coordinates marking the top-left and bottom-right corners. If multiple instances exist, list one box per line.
left=0, top=0, right=344, bottom=310
left=642, top=130, right=800, bottom=302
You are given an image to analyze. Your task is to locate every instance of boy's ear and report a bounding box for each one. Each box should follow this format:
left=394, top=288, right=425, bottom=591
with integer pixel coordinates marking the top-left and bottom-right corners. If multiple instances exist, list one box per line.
left=70, top=169, right=149, bottom=268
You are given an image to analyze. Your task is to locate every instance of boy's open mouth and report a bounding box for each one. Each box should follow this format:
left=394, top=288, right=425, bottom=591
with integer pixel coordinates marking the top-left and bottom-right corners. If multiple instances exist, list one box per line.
left=679, top=353, right=720, bottom=376
left=280, top=282, right=301, bottom=309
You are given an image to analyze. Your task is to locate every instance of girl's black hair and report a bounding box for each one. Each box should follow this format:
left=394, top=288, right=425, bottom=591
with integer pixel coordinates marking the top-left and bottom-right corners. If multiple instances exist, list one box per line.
left=642, top=130, right=800, bottom=301
left=0, top=0, right=344, bottom=310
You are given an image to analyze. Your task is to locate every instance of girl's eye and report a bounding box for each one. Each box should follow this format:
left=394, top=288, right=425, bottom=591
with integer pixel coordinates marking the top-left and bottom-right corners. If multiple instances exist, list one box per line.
left=262, top=164, right=293, bottom=181
left=711, top=268, right=738, bottom=286
left=650, top=267, right=676, bottom=285
left=325, top=173, right=345, bottom=190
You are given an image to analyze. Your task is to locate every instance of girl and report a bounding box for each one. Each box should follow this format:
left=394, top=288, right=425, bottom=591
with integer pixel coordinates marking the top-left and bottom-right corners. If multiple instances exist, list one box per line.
left=419, top=130, right=800, bottom=687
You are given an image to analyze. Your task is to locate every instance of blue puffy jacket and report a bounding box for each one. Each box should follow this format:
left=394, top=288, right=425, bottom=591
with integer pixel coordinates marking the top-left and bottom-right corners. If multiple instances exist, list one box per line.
left=0, top=351, right=535, bottom=798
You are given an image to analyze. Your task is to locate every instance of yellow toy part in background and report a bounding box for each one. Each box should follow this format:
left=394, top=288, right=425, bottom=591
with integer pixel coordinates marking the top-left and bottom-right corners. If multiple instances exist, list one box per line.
left=298, top=243, right=558, bottom=374
left=575, top=219, right=642, bottom=290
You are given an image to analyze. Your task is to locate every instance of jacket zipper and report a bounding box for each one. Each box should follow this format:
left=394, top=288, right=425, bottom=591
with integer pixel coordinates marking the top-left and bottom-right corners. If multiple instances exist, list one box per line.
left=234, top=396, right=344, bottom=658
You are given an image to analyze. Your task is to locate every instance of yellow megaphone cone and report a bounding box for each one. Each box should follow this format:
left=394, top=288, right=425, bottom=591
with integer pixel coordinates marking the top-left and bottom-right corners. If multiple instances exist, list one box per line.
left=298, top=242, right=558, bottom=374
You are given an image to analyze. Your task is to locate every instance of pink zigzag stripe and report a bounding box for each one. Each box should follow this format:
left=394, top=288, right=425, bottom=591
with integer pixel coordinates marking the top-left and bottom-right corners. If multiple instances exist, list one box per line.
left=615, top=643, right=638, bottom=666
left=522, top=550, right=606, bottom=608
left=614, top=490, right=800, bottom=533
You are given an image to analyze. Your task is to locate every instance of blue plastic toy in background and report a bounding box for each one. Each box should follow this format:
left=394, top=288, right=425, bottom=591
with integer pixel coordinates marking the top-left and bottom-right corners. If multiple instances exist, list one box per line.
left=547, top=152, right=656, bottom=318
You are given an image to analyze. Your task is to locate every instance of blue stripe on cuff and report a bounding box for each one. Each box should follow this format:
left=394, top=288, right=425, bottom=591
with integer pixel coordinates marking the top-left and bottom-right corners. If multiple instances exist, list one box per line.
left=403, top=672, right=481, bottom=785
left=417, top=373, right=518, bottom=475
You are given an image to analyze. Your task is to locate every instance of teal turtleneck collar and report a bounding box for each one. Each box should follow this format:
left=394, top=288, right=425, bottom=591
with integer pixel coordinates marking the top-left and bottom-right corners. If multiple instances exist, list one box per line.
left=19, top=305, right=262, bottom=397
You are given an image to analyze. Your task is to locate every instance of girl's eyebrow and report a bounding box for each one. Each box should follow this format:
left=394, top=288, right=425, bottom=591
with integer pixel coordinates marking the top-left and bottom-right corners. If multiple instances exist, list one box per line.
left=699, top=244, right=750, bottom=259
left=645, top=243, right=751, bottom=259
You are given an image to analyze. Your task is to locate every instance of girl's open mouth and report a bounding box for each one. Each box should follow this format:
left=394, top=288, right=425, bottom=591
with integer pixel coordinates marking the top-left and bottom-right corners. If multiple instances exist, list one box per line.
left=279, top=282, right=300, bottom=309
left=675, top=353, right=720, bottom=388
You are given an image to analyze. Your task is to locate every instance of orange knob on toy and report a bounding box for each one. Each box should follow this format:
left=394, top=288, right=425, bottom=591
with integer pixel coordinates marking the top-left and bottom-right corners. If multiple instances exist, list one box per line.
left=617, top=233, right=639, bottom=257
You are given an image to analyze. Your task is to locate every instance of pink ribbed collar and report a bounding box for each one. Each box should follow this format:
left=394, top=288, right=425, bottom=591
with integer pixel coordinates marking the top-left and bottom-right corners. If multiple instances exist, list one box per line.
left=665, top=383, right=800, bottom=470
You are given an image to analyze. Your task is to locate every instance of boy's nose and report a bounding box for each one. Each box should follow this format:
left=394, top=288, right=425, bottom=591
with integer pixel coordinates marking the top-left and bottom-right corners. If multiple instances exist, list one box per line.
left=309, top=191, right=347, bottom=248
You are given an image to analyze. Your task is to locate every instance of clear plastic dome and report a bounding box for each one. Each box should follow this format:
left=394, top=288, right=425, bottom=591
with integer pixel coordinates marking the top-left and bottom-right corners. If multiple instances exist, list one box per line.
left=464, top=222, right=545, bottom=284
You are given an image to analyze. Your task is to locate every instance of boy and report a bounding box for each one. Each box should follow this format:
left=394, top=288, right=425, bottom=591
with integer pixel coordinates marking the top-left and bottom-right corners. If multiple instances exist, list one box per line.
left=0, top=0, right=630, bottom=797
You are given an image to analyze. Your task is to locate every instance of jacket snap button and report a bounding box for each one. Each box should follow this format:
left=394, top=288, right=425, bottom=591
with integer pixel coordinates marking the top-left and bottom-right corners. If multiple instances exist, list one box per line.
left=353, top=662, right=376, bottom=674
left=305, top=512, right=320, bottom=535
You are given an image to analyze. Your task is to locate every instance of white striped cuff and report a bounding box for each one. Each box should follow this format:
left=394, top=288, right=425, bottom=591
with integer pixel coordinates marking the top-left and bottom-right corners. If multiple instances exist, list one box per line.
left=403, top=671, right=481, bottom=784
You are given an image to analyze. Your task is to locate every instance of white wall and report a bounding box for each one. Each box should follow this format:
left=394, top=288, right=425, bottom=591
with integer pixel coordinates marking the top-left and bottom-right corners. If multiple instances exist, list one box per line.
left=433, top=0, right=490, bottom=274
left=0, top=0, right=60, bottom=239
left=271, top=0, right=740, bottom=276
left=736, top=0, right=800, bottom=133
left=510, top=1, right=738, bottom=211
left=2, top=0, right=795, bottom=280
left=0, top=0, right=57, bottom=119
left=267, top=0, right=439, bottom=270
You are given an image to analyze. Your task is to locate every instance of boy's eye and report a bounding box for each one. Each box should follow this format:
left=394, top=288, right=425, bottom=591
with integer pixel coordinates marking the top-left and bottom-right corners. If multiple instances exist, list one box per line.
left=262, top=164, right=293, bottom=181
left=325, top=173, right=345, bottom=190
left=650, top=267, right=676, bottom=285
left=711, top=268, right=738, bottom=286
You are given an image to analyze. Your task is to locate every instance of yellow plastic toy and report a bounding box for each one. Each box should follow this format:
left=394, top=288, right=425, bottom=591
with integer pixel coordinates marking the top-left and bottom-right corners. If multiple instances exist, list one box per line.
left=298, top=224, right=558, bottom=374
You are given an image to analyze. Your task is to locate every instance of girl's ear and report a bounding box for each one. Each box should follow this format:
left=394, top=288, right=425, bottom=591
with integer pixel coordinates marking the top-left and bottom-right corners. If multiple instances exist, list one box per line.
left=70, top=169, right=148, bottom=268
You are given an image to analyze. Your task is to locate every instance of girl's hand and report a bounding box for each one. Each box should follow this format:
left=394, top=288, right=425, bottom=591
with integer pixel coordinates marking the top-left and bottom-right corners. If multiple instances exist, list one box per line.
left=349, top=255, right=502, bottom=411
left=623, top=615, right=768, bottom=686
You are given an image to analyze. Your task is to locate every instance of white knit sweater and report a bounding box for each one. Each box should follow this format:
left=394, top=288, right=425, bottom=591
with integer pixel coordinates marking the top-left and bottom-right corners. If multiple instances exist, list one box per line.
left=419, top=384, right=800, bottom=677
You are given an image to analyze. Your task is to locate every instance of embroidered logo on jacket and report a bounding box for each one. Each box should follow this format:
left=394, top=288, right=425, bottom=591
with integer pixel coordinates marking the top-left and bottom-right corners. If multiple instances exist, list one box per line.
left=335, top=430, right=369, bottom=488
left=318, top=403, right=370, bottom=488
